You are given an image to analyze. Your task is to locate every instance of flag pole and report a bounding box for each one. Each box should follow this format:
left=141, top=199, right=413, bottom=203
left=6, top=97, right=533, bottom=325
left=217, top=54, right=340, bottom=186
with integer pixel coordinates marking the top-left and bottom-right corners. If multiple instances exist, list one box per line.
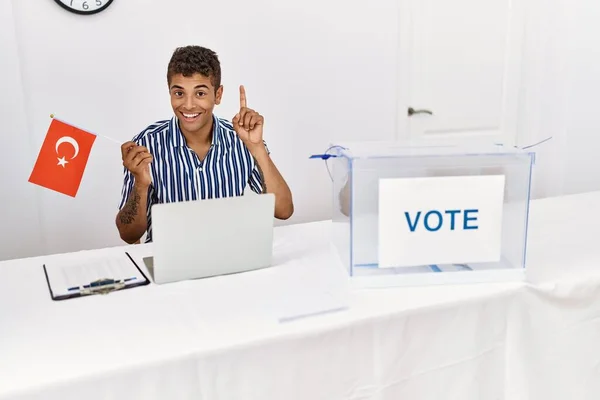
left=50, top=114, right=122, bottom=146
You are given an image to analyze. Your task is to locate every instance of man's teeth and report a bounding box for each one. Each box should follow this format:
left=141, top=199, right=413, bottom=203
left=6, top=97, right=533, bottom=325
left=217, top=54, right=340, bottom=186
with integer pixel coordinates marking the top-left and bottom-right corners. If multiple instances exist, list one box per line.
left=183, top=113, right=199, bottom=118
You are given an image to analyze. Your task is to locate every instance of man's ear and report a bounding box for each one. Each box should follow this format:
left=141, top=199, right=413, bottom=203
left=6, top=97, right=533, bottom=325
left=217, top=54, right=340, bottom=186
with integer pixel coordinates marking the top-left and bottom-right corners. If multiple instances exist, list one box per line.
left=215, top=85, right=223, bottom=105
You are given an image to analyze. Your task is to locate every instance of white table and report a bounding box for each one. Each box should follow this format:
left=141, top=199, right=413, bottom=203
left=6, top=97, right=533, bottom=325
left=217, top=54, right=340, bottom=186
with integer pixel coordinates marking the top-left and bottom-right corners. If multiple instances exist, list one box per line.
left=505, top=191, right=600, bottom=400
left=1, top=192, right=600, bottom=400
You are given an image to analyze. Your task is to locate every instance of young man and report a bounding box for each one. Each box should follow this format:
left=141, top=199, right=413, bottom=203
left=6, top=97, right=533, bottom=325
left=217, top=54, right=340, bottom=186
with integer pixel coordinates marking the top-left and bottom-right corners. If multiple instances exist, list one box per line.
left=116, top=45, right=294, bottom=244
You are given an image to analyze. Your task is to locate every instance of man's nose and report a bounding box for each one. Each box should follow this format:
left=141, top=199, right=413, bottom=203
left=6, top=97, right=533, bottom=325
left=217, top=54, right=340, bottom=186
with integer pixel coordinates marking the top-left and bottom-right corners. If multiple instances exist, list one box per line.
left=184, top=95, right=194, bottom=109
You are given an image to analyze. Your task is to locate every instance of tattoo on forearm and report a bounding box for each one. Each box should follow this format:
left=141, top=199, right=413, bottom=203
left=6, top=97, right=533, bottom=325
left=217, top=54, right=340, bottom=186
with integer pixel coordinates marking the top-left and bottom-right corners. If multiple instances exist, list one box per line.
left=119, top=190, right=140, bottom=225
left=257, top=162, right=266, bottom=193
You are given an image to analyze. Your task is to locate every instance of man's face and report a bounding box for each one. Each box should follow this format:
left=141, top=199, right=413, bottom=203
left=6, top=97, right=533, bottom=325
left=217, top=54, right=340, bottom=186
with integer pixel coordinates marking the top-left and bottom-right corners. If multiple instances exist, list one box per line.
left=169, top=73, right=222, bottom=135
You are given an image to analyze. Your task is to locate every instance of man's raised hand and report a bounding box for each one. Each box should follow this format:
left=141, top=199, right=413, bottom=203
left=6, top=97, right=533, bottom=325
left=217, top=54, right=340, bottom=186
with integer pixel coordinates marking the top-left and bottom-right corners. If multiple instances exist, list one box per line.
left=233, top=85, right=264, bottom=144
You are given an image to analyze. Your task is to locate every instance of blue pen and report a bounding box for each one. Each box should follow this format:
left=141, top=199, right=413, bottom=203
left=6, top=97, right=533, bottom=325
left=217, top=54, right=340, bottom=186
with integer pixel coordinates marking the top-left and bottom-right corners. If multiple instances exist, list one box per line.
left=68, top=277, right=136, bottom=292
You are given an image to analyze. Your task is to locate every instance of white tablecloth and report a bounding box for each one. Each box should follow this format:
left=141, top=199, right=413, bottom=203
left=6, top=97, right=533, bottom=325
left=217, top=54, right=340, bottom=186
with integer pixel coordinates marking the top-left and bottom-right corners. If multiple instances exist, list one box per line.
left=1, top=191, right=600, bottom=400
left=506, top=191, right=600, bottom=400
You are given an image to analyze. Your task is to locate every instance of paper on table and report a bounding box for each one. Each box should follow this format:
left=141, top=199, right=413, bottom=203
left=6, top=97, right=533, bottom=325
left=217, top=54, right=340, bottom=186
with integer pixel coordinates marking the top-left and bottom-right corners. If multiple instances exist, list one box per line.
left=269, top=250, right=350, bottom=323
left=44, top=252, right=147, bottom=298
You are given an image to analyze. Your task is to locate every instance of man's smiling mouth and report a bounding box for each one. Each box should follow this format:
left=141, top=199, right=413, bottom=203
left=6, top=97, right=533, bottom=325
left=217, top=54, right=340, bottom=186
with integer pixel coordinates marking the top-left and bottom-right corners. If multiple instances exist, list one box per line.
left=181, top=112, right=200, bottom=121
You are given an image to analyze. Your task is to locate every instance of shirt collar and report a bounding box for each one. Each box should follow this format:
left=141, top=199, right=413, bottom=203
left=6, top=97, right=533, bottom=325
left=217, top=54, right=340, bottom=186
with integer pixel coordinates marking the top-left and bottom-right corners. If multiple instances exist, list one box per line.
left=169, top=114, right=222, bottom=147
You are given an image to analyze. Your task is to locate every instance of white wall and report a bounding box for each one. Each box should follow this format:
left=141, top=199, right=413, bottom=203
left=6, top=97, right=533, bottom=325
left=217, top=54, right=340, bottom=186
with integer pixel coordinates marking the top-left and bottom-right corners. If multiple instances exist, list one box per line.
left=518, top=0, right=600, bottom=199
left=3, top=0, right=600, bottom=261
left=0, top=0, right=44, bottom=260
left=560, top=0, right=600, bottom=195
left=0, top=0, right=399, bottom=260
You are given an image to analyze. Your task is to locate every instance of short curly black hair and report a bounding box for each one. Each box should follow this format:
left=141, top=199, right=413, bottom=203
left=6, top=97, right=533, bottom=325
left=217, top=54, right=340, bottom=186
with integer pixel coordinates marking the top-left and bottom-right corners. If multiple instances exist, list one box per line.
left=167, top=45, right=221, bottom=91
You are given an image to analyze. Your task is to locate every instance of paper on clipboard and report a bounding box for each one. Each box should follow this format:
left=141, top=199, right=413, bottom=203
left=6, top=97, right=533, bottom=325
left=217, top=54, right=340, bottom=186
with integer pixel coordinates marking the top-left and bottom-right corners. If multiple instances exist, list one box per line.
left=44, top=252, right=148, bottom=299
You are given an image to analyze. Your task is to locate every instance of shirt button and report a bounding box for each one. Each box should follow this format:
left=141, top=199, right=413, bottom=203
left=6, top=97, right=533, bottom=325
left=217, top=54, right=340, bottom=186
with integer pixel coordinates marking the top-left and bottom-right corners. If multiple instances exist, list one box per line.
left=198, top=166, right=203, bottom=172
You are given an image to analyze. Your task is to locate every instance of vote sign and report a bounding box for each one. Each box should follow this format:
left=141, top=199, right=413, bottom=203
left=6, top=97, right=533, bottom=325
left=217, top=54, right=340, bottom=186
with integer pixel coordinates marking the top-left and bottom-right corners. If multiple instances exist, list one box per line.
left=378, top=175, right=505, bottom=268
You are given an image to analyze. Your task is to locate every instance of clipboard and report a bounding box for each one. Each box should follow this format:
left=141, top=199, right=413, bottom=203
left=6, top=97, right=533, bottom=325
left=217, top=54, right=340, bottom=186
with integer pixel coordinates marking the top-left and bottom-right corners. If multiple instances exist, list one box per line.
left=43, top=252, right=150, bottom=301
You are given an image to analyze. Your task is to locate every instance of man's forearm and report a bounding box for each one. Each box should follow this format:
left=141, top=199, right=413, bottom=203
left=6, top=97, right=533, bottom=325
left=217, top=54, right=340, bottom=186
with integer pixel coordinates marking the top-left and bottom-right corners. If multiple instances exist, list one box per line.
left=116, top=183, right=149, bottom=243
left=253, top=149, right=294, bottom=219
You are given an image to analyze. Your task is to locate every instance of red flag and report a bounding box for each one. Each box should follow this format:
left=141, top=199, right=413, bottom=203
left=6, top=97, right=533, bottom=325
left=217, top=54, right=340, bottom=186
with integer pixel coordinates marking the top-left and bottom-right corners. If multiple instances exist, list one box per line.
left=28, top=118, right=97, bottom=197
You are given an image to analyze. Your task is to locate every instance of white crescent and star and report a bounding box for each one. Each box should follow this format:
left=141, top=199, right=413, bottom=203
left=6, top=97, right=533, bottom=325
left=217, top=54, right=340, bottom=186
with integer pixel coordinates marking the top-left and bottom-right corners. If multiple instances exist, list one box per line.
left=55, top=136, right=80, bottom=168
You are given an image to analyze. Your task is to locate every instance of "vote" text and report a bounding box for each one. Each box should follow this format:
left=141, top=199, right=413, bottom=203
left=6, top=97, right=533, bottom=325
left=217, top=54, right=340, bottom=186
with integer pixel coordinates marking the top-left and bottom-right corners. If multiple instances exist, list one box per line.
left=404, top=209, right=479, bottom=232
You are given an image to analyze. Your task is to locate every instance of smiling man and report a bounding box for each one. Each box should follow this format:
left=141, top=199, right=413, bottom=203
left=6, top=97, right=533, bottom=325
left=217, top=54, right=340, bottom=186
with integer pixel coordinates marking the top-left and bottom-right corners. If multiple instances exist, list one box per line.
left=115, top=45, right=294, bottom=244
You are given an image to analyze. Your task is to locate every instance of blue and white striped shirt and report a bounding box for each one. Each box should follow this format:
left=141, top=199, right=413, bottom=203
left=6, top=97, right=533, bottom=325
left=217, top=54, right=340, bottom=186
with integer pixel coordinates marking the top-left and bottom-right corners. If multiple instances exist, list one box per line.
left=118, top=114, right=268, bottom=242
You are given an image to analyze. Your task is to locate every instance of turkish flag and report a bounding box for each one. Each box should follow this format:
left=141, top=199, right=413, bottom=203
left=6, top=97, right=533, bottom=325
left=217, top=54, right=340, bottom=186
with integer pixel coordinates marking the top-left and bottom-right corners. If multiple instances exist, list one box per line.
left=28, top=118, right=97, bottom=197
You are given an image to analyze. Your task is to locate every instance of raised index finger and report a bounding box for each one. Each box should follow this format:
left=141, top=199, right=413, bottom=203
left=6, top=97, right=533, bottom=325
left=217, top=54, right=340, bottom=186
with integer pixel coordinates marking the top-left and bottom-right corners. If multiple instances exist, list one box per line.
left=239, top=85, right=247, bottom=108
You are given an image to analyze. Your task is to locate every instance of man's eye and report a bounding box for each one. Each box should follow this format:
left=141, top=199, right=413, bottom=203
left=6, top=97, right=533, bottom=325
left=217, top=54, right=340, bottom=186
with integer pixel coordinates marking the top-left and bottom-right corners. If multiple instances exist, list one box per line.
left=197, top=92, right=206, bottom=97
left=174, top=91, right=183, bottom=96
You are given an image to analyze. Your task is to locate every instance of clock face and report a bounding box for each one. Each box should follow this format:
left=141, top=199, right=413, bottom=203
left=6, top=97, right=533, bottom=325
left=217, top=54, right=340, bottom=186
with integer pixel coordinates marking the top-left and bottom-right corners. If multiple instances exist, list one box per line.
left=54, top=0, right=114, bottom=15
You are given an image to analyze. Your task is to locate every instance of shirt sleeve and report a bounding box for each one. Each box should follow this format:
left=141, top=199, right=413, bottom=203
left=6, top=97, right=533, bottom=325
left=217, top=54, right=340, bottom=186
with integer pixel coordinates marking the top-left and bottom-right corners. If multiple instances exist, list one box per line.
left=248, top=140, right=270, bottom=194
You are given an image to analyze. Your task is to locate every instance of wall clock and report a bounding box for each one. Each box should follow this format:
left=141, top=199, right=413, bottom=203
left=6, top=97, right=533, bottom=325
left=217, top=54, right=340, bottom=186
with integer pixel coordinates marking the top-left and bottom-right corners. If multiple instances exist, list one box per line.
left=54, top=0, right=114, bottom=15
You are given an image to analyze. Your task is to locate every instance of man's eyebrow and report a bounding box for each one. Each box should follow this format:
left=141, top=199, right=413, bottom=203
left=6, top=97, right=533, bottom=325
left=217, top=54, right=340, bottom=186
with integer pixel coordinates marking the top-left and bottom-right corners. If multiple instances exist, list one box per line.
left=169, top=84, right=209, bottom=90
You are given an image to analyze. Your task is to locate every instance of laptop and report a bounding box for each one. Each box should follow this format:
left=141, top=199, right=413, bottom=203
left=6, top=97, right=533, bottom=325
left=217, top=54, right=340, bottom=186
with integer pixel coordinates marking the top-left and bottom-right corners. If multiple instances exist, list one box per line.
left=145, top=193, right=275, bottom=284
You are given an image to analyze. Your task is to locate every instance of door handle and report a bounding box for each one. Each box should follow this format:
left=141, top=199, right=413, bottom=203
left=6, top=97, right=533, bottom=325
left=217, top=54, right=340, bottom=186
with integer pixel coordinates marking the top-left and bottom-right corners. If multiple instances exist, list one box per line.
left=408, top=107, right=433, bottom=116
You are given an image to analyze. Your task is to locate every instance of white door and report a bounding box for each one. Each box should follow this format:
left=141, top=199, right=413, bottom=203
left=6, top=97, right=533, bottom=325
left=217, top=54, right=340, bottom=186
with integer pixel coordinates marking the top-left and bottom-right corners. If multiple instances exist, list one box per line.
left=396, top=0, right=525, bottom=146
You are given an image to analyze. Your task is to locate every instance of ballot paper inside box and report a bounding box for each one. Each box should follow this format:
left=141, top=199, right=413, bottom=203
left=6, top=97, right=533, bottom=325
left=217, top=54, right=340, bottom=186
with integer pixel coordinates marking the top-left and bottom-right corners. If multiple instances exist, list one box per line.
left=326, top=141, right=535, bottom=288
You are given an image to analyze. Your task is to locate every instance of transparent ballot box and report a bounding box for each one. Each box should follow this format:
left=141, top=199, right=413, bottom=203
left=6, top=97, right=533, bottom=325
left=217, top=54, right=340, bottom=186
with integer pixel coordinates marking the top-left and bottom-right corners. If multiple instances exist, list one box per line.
left=325, top=141, right=535, bottom=287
